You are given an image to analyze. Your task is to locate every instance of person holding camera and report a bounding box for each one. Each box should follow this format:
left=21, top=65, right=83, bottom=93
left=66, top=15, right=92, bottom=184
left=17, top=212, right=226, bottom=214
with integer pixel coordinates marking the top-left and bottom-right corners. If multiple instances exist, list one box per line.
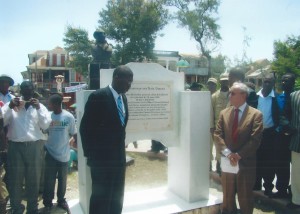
left=2, top=81, right=51, bottom=214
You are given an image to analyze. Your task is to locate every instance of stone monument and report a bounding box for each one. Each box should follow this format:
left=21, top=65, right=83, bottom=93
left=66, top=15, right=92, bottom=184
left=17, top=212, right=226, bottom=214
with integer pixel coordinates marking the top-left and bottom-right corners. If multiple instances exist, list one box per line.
left=73, top=63, right=222, bottom=214
left=89, top=29, right=112, bottom=90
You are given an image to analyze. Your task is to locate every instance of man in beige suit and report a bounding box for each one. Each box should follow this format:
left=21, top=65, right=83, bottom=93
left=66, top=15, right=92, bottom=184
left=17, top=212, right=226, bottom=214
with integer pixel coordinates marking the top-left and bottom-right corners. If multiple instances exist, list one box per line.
left=214, top=82, right=263, bottom=214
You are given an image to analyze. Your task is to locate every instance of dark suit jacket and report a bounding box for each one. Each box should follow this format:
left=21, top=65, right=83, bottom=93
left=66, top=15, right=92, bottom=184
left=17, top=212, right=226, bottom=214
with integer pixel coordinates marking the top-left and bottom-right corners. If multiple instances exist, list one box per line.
left=214, top=105, right=263, bottom=169
left=80, top=86, right=129, bottom=167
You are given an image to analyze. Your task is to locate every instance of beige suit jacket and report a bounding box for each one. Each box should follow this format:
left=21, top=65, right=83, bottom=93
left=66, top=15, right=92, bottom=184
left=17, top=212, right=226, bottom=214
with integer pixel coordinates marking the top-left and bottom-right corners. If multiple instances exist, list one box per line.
left=214, top=104, right=263, bottom=169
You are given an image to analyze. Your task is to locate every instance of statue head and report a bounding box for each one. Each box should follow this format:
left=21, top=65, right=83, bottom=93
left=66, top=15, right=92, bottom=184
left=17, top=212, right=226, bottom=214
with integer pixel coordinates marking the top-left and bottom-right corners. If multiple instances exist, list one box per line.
left=93, top=29, right=106, bottom=44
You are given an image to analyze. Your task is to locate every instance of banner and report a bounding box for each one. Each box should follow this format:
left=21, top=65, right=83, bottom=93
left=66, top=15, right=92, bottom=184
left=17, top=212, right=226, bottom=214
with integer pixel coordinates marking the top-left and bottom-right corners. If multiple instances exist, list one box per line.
left=65, top=84, right=88, bottom=93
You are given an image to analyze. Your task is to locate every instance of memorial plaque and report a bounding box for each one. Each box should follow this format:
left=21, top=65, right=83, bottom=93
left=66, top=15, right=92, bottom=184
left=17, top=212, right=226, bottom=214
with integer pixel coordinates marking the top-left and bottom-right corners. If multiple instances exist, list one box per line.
left=126, top=81, right=173, bottom=132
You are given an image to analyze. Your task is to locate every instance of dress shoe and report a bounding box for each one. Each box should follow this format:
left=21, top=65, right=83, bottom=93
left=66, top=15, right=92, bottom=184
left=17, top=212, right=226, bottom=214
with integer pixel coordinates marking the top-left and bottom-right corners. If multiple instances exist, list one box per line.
left=286, top=202, right=300, bottom=209
left=270, top=191, right=290, bottom=199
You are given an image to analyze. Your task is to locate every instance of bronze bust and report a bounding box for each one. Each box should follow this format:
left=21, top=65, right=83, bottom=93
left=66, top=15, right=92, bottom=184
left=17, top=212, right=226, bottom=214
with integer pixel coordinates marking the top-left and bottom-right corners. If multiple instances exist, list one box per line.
left=91, top=29, right=112, bottom=66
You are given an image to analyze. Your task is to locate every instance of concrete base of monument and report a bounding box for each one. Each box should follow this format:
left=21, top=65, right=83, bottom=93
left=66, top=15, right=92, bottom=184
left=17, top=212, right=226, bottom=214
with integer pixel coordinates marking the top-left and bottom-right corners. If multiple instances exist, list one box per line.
left=69, top=186, right=222, bottom=214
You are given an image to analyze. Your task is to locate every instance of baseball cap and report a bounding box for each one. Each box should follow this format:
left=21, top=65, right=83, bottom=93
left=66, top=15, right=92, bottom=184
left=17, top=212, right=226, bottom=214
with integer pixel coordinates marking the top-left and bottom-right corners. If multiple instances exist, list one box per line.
left=219, top=73, right=229, bottom=81
left=0, top=74, right=14, bottom=86
left=207, top=78, right=218, bottom=85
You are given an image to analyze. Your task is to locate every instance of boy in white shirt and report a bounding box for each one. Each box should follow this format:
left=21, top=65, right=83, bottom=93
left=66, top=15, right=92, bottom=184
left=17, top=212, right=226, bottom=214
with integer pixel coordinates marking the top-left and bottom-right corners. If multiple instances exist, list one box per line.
left=43, top=94, right=77, bottom=213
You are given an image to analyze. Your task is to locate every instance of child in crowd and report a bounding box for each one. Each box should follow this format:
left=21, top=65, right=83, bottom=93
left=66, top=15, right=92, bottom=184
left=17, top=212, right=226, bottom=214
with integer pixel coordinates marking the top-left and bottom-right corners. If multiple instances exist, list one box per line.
left=43, top=94, right=77, bottom=213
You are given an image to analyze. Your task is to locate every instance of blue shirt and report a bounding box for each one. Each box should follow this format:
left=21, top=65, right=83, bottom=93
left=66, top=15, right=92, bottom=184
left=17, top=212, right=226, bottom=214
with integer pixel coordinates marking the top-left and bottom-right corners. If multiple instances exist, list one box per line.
left=276, top=92, right=285, bottom=112
left=45, top=110, right=77, bottom=162
left=257, top=89, right=275, bottom=128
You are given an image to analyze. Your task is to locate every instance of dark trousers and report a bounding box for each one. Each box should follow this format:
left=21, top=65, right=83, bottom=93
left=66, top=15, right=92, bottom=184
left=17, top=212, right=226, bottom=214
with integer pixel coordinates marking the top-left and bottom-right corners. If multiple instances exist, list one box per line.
left=274, top=133, right=291, bottom=193
left=43, top=152, right=68, bottom=205
left=89, top=164, right=126, bottom=214
left=151, top=140, right=165, bottom=152
left=255, top=127, right=276, bottom=191
left=8, top=140, right=44, bottom=214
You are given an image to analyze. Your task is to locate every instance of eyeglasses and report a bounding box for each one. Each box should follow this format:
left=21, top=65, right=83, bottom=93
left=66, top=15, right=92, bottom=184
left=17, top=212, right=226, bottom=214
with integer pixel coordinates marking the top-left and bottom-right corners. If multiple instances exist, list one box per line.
left=229, top=91, right=245, bottom=96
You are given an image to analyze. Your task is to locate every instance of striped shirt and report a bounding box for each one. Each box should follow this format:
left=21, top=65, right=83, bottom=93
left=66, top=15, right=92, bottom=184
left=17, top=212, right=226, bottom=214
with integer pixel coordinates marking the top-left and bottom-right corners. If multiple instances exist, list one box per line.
left=289, top=90, right=300, bottom=153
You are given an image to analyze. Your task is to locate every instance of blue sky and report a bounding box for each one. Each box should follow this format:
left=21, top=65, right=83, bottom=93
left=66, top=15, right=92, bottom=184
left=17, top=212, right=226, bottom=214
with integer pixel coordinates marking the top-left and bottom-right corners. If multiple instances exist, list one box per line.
left=1, top=0, right=299, bottom=84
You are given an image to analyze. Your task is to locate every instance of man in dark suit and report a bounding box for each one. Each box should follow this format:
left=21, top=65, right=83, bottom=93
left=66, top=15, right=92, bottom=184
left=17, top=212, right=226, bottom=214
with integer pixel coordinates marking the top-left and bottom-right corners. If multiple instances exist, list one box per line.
left=214, top=82, right=263, bottom=214
left=254, top=74, right=280, bottom=196
left=80, top=65, right=133, bottom=214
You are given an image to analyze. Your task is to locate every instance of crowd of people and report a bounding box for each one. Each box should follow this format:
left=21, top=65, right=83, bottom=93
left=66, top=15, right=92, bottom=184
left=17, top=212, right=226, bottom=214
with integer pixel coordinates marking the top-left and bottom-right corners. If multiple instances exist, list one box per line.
left=210, top=68, right=300, bottom=213
left=1, top=64, right=300, bottom=214
left=0, top=75, right=77, bottom=214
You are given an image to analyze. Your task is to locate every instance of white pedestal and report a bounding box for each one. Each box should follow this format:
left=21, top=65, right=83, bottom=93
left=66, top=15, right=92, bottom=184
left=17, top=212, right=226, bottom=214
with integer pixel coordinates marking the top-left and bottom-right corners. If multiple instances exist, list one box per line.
left=69, top=187, right=222, bottom=214
left=76, top=90, right=212, bottom=213
left=168, top=91, right=211, bottom=202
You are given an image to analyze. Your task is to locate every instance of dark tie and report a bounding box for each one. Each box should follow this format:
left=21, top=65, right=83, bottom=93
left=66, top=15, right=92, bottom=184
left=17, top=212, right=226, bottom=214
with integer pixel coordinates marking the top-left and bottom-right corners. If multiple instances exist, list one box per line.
left=117, top=95, right=125, bottom=126
left=232, top=108, right=239, bottom=143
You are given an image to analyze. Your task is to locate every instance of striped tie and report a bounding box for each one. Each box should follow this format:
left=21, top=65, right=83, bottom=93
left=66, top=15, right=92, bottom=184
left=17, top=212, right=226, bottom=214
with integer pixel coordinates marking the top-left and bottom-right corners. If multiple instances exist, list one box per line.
left=117, top=95, right=125, bottom=126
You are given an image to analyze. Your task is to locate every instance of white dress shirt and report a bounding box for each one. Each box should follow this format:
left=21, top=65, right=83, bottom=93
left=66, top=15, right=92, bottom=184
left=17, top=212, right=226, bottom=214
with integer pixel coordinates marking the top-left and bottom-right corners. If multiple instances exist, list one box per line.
left=2, top=101, right=51, bottom=142
left=109, top=84, right=125, bottom=114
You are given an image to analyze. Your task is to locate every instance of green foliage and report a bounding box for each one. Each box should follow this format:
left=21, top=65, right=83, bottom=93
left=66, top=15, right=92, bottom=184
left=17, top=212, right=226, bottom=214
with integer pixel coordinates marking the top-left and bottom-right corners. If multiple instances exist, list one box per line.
left=98, top=0, right=169, bottom=66
left=168, top=0, right=221, bottom=76
left=177, top=0, right=221, bottom=56
left=63, top=25, right=92, bottom=76
left=272, top=35, right=300, bottom=89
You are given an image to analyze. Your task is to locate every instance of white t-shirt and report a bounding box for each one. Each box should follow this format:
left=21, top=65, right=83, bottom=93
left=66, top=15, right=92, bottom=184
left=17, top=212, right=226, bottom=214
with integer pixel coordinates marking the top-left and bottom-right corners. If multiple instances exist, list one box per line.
left=45, top=110, right=77, bottom=162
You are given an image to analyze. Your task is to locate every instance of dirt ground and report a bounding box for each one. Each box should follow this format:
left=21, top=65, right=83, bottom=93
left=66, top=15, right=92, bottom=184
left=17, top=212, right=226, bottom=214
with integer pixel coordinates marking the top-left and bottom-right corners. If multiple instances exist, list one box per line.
left=63, top=151, right=297, bottom=214
left=65, top=151, right=168, bottom=200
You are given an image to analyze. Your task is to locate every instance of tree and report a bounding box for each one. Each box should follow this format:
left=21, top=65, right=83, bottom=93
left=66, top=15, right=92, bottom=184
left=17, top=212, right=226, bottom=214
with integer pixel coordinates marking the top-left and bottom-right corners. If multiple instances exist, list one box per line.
left=63, top=25, right=92, bottom=77
left=98, top=0, right=169, bottom=66
left=211, top=54, right=226, bottom=78
left=272, top=35, right=300, bottom=89
left=167, top=0, right=221, bottom=77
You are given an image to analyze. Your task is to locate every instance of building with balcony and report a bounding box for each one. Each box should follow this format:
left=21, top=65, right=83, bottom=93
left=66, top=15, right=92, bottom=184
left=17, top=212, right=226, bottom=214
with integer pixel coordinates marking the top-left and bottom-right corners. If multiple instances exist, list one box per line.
left=21, top=46, right=86, bottom=109
left=22, top=46, right=85, bottom=94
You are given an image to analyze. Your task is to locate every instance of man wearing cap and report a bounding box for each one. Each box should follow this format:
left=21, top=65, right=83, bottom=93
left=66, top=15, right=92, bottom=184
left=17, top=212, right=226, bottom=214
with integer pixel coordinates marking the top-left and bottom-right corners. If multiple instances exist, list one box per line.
left=0, top=74, right=15, bottom=210
left=207, top=77, right=218, bottom=95
left=207, top=77, right=218, bottom=172
left=0, top=75, right=15, bottom=155
left=211, top=73, right=229, bottom=175
left=0, top=75, right=15, bottom=104
left=0, top=75, right=12, bottom=147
